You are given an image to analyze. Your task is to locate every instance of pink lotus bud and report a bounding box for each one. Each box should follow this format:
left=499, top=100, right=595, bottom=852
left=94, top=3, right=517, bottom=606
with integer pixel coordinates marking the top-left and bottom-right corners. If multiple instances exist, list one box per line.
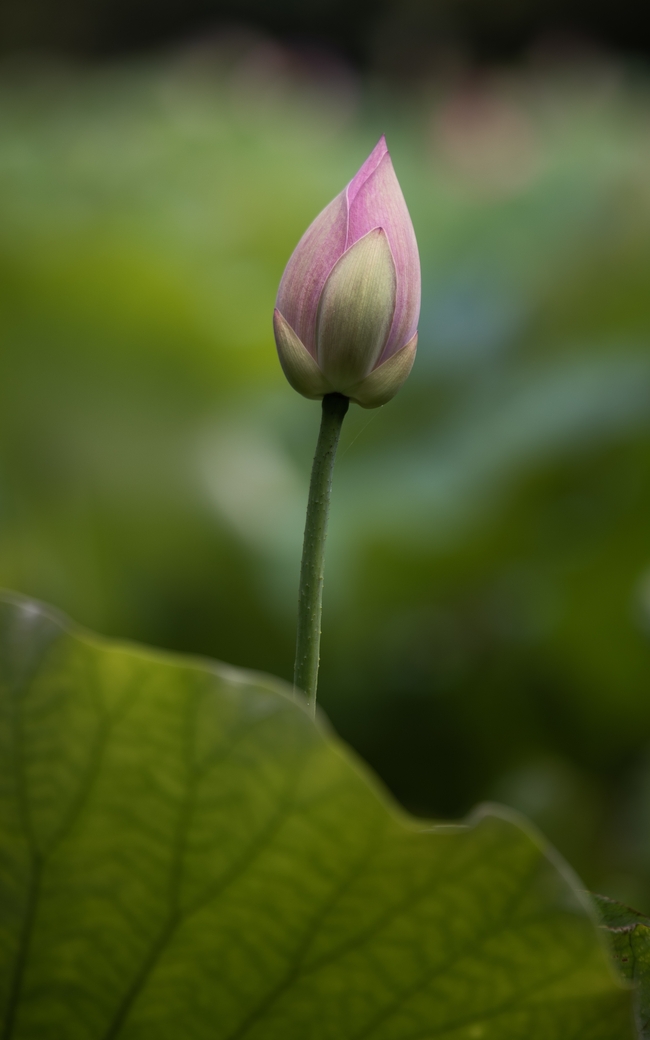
left=274, top=137, right=420, bottom=408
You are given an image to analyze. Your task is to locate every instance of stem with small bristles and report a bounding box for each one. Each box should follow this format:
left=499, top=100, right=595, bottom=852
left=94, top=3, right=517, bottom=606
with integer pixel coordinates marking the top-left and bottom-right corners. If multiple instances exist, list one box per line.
left=294, top=392, right=349, bottom=715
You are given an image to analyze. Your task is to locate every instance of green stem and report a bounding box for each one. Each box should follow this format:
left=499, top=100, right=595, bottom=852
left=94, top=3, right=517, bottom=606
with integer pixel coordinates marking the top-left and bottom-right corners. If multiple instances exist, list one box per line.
left=294, top=392, right=349, bottom=714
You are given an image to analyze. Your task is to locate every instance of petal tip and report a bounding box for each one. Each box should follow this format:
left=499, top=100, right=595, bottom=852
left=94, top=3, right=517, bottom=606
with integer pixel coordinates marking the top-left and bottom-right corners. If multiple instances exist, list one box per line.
left=347, top=136, right=391, bottom=207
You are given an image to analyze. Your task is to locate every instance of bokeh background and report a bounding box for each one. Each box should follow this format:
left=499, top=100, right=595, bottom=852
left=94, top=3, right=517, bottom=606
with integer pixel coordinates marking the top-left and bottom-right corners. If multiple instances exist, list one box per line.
left=3, top=0, right=650, bottom=907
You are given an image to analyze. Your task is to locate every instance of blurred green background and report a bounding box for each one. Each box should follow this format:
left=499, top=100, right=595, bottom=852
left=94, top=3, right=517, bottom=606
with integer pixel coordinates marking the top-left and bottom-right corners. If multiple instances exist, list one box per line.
left=3, top=6, right=650, bottom=910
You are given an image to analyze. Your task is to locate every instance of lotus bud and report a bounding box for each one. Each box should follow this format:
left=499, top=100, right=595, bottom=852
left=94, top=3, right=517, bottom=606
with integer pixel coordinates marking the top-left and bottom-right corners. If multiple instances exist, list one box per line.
left=274, top=136, right=420, bottom=408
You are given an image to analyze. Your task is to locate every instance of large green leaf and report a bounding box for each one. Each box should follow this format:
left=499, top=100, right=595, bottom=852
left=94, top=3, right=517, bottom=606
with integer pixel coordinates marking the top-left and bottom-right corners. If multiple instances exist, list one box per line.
left=0, top=592, right=634, bottom=1039
left=594, top=894, right=650, bottom=1038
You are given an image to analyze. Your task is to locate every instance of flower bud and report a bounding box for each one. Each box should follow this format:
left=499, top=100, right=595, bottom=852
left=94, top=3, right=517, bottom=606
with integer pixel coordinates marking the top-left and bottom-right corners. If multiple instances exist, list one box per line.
left=274, top=137, right=420, bottom=408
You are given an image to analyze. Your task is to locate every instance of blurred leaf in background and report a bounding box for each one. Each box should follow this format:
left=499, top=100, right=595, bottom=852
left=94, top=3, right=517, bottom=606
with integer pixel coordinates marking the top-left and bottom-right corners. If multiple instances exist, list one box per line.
left=3, top=42, right=650, bottom=908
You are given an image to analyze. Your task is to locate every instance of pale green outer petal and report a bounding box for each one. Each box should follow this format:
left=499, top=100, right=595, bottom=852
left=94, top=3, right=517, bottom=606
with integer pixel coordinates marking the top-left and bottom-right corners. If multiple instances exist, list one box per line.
left=273, top=309, right=332, bottom=400
left=316, top=228, right=397, bottom=391
left=349, top=331, right=418, bottom=408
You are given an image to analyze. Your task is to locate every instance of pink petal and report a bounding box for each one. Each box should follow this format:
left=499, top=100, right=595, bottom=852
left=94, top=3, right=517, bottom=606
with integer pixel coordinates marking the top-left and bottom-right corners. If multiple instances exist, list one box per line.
left=276, top=191, right=347, bottom=357
left=345, top=136, right=388, bottom=219
left=346, top=150, right=421, bottom=363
